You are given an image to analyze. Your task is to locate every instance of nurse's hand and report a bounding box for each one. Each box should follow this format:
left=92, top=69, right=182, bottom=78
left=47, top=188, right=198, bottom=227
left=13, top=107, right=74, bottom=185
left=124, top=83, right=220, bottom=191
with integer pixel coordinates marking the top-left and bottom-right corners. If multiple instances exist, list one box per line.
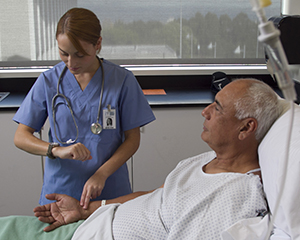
left=80, top=172, right=106, bottom=209
left=52, top=143, right=92, bottom=161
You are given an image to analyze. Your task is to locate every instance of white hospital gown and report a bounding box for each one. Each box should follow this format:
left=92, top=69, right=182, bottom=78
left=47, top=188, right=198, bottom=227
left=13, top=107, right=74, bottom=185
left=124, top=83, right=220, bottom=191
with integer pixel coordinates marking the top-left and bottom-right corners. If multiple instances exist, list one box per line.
left=112, top=151, right=267, bottom=240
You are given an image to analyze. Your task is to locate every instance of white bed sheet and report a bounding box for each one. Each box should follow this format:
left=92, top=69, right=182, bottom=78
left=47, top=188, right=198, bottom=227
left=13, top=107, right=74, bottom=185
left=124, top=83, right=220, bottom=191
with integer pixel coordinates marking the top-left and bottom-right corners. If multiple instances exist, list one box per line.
left=221, top=215, right=269, bottom=240
left=71, top=203, right=120, bottom=240
left=259, top=100, right=300, bottom=239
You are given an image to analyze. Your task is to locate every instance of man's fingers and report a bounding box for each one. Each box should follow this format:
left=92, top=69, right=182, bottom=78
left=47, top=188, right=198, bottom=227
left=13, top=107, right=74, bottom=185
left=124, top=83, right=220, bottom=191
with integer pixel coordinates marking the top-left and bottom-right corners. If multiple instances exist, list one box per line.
left=37, top=216, right=55, bottom=224
left=33, top=205, right=45, bottom=213
left=43, top=221, right=63, bottom=232
left=34, top=210, right=52, bottom=218
left=45, top=193, right=58, bottom=201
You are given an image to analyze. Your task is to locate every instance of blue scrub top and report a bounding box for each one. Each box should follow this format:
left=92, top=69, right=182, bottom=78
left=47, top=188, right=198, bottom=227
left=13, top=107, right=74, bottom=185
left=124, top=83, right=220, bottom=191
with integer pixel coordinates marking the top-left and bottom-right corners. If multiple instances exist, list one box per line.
left=13, top=59, right=155, bottom=205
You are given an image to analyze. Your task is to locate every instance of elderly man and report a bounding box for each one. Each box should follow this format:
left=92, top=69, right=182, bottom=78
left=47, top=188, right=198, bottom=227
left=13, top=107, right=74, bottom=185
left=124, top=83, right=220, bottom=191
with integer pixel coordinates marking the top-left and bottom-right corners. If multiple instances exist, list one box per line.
left=0, top=78, right=281, bottom=240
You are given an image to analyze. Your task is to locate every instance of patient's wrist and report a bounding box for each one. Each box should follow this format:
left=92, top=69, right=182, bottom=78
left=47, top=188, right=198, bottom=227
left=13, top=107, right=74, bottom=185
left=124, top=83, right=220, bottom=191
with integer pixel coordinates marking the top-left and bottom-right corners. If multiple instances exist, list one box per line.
left=82, top=200, right=102, bottom=219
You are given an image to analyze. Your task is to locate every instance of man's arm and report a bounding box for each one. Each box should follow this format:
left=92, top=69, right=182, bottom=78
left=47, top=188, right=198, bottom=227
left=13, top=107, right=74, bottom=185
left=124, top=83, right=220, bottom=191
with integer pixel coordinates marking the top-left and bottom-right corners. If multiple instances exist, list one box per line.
left=34, top=185, right=164, bottom=232
left=84, top=189, right=156, bottom=218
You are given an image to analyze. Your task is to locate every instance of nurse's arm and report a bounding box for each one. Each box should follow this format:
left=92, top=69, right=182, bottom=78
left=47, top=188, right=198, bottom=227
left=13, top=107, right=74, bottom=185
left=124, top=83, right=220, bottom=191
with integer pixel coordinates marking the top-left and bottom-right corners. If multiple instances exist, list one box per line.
left=81, top=126, right=141, bottom=208
left=14, top=123, right=50, bottom=156
left=14, top=123, right=92, bottom=161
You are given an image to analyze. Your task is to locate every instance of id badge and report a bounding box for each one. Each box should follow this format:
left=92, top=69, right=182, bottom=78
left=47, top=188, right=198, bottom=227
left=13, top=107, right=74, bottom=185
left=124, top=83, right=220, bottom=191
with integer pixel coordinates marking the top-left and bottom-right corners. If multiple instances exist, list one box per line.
left=103, top=107, right=116, bottom=129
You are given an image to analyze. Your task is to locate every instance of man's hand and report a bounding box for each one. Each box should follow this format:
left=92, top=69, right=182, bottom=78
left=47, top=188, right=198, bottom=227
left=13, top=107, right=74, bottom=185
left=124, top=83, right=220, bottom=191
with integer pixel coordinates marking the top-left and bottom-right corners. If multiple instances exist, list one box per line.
left=33, top=193, right=84, bottom=232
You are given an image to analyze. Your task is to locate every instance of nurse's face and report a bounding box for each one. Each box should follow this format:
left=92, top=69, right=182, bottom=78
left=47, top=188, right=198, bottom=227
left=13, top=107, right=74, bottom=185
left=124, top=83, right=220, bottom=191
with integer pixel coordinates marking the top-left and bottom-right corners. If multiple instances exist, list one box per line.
left=57, top=34, right=101, bottom=75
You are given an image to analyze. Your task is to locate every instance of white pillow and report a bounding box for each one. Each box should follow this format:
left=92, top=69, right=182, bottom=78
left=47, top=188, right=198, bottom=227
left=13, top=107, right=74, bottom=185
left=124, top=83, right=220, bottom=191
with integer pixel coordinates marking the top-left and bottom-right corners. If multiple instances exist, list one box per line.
left=259, top=99, right=300, bottom=239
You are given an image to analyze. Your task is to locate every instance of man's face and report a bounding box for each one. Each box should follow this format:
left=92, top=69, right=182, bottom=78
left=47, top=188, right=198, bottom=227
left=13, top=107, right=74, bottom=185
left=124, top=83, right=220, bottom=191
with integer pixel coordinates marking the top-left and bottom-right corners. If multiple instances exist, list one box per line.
left=201, top=82, right=245, bottom=150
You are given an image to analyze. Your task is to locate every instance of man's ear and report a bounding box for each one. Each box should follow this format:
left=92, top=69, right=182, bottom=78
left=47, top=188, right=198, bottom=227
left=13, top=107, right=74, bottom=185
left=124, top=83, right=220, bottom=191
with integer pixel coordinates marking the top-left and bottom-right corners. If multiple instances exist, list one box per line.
left=238, top=118, right=258, bottom=140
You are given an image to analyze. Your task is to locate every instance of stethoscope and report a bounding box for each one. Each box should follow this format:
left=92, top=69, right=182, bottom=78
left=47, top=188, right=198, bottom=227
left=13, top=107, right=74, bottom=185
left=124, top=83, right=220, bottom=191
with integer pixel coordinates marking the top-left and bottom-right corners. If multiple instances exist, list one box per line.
left=52, top=58, right=105, bottom=145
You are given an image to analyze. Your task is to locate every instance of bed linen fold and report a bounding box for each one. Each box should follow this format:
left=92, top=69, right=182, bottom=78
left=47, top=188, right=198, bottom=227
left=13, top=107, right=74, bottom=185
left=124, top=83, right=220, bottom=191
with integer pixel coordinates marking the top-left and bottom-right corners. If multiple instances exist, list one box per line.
left=71, top=203, right=120, bottom=240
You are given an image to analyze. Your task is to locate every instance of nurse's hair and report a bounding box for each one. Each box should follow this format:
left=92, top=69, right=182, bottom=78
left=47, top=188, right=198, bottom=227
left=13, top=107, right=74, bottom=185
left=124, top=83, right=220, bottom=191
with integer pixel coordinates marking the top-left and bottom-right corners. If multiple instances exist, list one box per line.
left=56, top=8, right=102, bottom=55
left=233, top=78, right=281, bottom=143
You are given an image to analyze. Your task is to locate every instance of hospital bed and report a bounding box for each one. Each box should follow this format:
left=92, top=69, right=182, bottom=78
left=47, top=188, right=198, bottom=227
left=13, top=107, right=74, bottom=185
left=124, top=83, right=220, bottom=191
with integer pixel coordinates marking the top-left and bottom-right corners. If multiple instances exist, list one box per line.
left=259, top=99, right=300, bottom=239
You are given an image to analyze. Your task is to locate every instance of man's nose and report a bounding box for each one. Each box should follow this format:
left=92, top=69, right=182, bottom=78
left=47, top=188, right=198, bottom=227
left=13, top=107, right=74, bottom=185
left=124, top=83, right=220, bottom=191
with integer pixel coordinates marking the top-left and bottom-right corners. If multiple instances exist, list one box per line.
left=202, top=104, right=212, bottom=119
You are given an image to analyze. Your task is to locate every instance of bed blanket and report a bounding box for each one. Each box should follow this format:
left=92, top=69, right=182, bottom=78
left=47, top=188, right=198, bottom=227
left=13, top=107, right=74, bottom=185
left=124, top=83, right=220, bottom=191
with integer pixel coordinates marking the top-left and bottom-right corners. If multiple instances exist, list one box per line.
left=0, top=215, right=83, bottom=240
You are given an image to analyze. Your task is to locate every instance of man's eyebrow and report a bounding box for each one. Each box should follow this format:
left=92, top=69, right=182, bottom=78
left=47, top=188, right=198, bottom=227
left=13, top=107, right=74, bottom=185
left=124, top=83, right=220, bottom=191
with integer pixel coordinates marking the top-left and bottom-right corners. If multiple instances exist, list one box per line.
left=215, top=99, right=223, bottom=110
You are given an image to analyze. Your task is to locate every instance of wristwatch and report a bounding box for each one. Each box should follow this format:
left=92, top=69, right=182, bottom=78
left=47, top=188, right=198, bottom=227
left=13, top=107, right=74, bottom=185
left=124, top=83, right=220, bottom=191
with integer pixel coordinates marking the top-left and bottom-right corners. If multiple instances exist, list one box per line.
left=47, top=143, right=59, bottom=159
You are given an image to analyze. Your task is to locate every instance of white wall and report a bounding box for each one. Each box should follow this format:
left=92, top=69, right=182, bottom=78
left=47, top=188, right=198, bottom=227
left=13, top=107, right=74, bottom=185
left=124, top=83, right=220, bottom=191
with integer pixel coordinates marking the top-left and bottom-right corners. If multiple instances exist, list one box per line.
left=0, top=111, right=43, bottom=216
left=133, top=106, right=211, bottom=191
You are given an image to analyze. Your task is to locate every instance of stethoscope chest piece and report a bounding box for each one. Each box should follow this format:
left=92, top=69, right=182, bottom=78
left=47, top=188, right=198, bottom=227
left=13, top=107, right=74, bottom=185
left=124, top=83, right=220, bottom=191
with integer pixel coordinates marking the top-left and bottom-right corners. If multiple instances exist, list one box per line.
left=91, top=122, right=102, bottom=135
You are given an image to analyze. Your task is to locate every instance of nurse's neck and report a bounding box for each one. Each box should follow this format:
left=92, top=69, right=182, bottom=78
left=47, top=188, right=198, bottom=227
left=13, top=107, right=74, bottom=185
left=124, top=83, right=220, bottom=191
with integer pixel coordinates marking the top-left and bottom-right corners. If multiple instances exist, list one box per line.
left=74, top=59, right=100, bottom=91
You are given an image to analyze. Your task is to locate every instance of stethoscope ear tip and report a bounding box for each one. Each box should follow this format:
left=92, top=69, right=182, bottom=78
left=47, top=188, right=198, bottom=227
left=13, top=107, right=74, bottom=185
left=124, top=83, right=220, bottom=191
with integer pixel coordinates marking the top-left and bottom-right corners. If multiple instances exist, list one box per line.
left=66, top=139, right=75, bottom=144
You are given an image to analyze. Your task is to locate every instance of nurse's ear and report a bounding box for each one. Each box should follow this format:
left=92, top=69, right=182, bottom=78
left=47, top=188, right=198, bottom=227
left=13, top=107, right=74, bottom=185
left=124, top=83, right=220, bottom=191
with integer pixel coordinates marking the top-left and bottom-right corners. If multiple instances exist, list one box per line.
left=96, top=37, right=102, bottom=54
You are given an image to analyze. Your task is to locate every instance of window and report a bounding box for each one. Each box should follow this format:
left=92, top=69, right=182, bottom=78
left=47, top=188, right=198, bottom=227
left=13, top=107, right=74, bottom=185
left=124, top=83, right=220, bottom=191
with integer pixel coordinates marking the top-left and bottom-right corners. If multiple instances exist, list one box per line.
left=0, top=0, right=281, bottom=66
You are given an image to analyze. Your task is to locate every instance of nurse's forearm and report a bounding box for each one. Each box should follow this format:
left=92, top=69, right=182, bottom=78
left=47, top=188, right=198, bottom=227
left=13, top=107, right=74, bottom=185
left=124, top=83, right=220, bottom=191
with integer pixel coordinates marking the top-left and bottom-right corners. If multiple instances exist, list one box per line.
left=14, top=123, right=49, bottom=156
left=95, top=127, right=140, bottom=180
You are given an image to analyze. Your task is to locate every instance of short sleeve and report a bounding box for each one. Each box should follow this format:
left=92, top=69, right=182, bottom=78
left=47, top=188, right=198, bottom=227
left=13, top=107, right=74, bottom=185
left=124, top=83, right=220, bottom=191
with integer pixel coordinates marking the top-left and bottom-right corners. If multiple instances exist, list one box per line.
left=13, top=73, right=49, bottom=131
left=118, top=71, right=155, bottom=131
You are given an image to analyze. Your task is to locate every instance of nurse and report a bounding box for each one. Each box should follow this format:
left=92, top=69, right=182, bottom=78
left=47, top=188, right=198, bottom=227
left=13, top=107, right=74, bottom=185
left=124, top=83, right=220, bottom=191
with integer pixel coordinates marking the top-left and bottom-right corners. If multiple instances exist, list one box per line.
left=13, top=8, right=155, bottom=209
